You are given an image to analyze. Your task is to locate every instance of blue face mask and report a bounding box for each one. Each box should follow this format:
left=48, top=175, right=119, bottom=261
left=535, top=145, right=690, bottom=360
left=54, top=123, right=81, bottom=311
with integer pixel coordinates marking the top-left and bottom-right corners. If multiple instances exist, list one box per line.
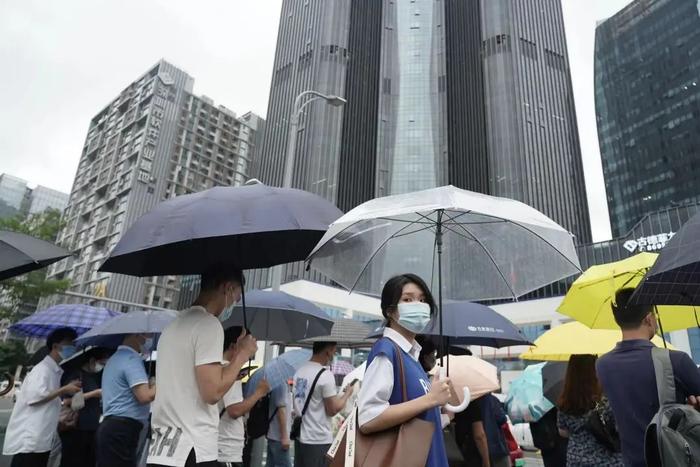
left=396, top=302, right=431, bottom=334
left=58, top=344, right=78, bottom=361
left=142, top=337, right=154, bottom=353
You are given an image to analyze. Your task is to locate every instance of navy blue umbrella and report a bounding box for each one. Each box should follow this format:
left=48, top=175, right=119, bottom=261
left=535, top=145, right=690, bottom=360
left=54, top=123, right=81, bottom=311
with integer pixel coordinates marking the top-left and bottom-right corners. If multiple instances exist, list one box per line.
left=99, top=183, right=343, bottom=276
left=75, top=309, right=178, bottom=348
left=370, top=301, right=530, bottom=348
left=221, top=290, right=333, bottom=342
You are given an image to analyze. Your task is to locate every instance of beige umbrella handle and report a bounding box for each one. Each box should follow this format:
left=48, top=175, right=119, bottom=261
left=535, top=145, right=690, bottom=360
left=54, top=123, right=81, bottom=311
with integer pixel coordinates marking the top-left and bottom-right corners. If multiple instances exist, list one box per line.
left=438, top=366, right=471, bottom=413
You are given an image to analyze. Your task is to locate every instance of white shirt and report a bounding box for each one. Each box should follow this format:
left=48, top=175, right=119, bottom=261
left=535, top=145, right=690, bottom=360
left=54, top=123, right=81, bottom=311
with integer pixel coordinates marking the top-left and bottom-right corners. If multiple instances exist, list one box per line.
left=148, top=306, right=225, bottom=466
left=217, top=381, right=245, bottom=463
left=357, top=328, right=422, bottom=427
left=3, top=355, right=63, bottom=455
left=292, top=361, right=337, bottom=444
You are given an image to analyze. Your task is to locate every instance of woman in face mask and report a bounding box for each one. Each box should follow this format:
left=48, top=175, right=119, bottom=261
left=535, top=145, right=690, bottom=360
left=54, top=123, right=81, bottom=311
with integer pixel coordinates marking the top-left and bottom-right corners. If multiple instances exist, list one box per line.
left=357, top=274, right=453, bottom=467
left=59, top=347, right=111, bottom=467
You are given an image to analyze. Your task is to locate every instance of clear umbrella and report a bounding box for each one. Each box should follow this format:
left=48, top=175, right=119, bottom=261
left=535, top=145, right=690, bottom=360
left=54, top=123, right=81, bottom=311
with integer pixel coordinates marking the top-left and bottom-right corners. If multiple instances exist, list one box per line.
left=307, top=185, right=581, bottom=340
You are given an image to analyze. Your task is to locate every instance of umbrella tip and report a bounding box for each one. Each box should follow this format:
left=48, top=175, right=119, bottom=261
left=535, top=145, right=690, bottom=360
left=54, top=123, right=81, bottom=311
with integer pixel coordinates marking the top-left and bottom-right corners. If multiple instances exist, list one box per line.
left=244, top=178, right=262, bottom=186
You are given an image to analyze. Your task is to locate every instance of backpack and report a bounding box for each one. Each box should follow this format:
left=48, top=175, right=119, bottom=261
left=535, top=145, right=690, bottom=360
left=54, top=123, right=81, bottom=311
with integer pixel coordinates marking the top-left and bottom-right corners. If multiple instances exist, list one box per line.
left=246, top=394, right=278, bottom=440
left=529, top=408, right=560, bottom=451
left=645, top=347, right=700, bottom=466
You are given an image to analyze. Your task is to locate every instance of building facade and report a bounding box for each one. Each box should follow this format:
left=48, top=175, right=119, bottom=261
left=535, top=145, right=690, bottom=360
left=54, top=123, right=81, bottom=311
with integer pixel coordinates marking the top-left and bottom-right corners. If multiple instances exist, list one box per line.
left=47, top=61, right=264, bottom=309
left=0, top=173, right=69, bottom=219
left=595, top=0, right=700, bottom=238
left=257, top=0, right=591, bottom=245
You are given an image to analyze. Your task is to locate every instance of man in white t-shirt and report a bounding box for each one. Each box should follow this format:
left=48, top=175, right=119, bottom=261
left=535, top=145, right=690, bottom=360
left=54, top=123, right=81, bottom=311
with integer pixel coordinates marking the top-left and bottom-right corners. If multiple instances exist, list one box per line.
left=147, top=268, right=257, bottom=467
left=292, top=342, right=354, bottom=467
left=217, top=326, right=270, bottom=467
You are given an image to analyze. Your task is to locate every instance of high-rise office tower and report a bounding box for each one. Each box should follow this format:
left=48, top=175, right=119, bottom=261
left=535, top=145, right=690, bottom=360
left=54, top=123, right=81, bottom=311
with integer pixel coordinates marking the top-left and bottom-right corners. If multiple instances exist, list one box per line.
left=0, top=173, right=69, bottom=219
left=47, top=60, right=264, bottom=309
left=595, top=0, right=700, bottom=238
left=257, top=0, right=591, bottom=245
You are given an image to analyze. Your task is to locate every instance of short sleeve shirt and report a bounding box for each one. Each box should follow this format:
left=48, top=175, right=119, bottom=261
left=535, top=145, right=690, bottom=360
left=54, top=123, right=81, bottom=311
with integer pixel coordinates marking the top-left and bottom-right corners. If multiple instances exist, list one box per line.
left=102, top=346, right=150, bottom=423
left=454, top=397, right=484, bottom=464
left=2, top=356, right=63, bottom=455
left=218, top=381, right=245, bottom=463
left=148, top=307, right=225, bottom=466
left=292, top=361, right=337, bottom=444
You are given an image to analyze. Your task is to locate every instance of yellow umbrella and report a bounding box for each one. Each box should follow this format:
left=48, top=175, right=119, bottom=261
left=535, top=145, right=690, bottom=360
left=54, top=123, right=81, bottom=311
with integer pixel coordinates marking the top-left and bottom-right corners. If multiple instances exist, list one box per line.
left=558, top=252, right=700, bottom=331
left=520, top=321, right=674, bottom=361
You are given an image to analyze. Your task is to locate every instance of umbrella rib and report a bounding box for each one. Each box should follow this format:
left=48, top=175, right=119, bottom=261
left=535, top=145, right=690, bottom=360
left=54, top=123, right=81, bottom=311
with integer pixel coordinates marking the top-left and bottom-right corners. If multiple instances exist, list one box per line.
left=348, top=217, right=428, bottom=292
left=451, top=221, right=519, bottom=299
left=377, top=217, right=436, bottom=226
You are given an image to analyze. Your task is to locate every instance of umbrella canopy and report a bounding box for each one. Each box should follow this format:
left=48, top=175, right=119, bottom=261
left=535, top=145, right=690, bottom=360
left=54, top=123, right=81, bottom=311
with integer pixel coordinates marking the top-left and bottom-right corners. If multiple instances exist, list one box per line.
left=221, top=290, right=333, bottom=342
left=520, top=321, right=675, bottom=361
left=244, top=349, right=311, bottom=397
left=297, top=318, right=376, bottom=349
left=436, top=355, right=499, bottom=403
left=558, top=253, right=699, bottom=331
left=75, top=309, right=178, bottom=348
left=632, top=211, right=700, bottom=306
left=368, top=301, right=530, bottom=348
left=541, top=361, right=567, bottom=405
left=505, top=363, right=555, bottom=423
left=330, top=360, right=355, bottom=377
left=99, top=183, right=343, bottom=276
left=9, top=304, right=120, bottom=338
left=0, top=230, right=71, bottom=281
left=307, top=185, right=580, bottom=302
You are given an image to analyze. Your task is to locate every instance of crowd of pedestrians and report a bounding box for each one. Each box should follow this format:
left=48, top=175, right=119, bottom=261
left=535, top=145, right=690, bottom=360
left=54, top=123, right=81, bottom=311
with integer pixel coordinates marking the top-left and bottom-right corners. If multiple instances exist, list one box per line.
left=4, top=269, right=700, bottom=467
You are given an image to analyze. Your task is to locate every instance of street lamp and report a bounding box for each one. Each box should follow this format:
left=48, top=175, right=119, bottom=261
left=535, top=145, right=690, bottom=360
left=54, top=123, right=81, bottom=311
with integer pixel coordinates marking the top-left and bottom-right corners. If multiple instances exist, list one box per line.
left=282, top=90, right=347, bottom=188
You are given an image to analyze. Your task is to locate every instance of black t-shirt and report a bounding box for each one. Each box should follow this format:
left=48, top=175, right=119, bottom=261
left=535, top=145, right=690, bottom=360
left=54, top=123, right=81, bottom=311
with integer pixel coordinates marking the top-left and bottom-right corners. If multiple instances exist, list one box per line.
left=454, top=397, right=483, bottom=464
left=61, top=368, right=102, bottom=431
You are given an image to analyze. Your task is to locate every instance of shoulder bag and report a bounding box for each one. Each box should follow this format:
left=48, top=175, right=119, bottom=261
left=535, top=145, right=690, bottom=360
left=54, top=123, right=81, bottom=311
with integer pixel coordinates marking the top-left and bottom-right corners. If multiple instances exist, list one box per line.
left=327, top=340, right=435, bottom=467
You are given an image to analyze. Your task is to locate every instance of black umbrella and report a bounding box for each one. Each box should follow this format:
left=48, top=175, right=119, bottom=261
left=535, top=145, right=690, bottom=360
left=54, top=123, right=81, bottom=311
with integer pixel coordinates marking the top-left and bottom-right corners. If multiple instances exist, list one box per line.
left=632, top=211, right=700, bottom=306
left=0, top=230, right=71, bottom=281
left=542, top=361, right=567, bottom=405
left=99, top=183, right=343, bottom=276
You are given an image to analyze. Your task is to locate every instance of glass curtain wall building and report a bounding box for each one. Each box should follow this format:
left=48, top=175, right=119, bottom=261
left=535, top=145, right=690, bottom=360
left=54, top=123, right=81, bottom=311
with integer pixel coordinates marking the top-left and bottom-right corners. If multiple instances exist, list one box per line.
left=595, top=0, right=700, bottom=237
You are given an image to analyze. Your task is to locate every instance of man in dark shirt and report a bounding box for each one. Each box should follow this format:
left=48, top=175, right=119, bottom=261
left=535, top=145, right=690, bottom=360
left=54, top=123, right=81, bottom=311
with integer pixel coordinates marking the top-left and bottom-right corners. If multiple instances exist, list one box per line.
left=455, top=396, right=490, bottom=467
left=597, top=288, right=700, bottom=467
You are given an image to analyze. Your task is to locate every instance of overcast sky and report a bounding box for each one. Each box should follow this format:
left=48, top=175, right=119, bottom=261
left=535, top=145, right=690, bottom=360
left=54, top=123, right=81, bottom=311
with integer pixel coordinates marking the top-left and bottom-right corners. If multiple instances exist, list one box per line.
left=1, top=0, right=631, bottom=241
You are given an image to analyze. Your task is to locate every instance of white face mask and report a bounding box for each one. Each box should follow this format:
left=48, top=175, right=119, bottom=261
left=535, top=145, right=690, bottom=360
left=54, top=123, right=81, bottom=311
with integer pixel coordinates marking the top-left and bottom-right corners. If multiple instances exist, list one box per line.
left=219, top=289, right=236, bottom=322
left=396, top=302, right=431, bottom=334
left=93, top=362, right=105, bottom=373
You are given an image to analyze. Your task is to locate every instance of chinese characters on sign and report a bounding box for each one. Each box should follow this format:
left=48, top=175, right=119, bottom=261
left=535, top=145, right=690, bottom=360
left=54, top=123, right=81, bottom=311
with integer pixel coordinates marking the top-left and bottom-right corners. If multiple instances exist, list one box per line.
left=467, top=326, right=505, bottom=334
left=623, top=231, right=675, bottom=253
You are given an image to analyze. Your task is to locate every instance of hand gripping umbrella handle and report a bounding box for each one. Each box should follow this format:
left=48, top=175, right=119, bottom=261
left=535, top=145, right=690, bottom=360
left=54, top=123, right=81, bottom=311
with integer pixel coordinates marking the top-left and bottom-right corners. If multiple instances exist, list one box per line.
left=437, top=366, right=471, bottom=413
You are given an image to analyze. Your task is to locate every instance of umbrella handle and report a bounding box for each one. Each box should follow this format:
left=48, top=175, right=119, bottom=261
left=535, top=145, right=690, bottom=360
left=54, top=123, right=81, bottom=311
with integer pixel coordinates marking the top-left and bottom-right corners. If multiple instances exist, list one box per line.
left=443, top=386, right=471, bottom=413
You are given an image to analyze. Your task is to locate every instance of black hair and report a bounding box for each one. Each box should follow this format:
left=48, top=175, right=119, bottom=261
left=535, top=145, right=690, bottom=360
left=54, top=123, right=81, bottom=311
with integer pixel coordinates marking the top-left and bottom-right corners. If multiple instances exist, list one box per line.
left=612, top=287, right=654, bottom=330
left=46, top=327, right=78, bottom=352
left=200, top=266, right=245, bottom=293
left=312, top=341, right=337, bottom=355
left=380, top=273, right=436, bottom=326
left=223, top=326, right=244, bottom=351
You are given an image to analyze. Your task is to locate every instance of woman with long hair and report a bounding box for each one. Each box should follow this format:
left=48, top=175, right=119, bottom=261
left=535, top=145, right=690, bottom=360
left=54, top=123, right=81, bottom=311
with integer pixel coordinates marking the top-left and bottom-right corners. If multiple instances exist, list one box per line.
left=557, top=354, right=622, bottom=466
left=357, top=273, right=452, bottom=467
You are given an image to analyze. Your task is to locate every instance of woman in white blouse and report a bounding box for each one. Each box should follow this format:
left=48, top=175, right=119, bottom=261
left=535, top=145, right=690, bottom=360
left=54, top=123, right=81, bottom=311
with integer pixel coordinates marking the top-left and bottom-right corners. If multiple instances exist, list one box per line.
left=357, top=273, right=452, bottom=467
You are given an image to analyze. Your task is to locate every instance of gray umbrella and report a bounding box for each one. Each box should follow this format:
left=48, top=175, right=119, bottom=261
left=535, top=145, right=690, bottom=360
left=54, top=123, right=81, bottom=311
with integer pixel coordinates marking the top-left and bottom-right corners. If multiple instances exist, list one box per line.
left=99, top=183, right=343, bottom=276
left=221, top=290, right=333, bottom=342
left=296, top=318, right=376, bottom=349
left=75, top=309, right=178, bottom=348
left=0, top=230, right=71, bottom=281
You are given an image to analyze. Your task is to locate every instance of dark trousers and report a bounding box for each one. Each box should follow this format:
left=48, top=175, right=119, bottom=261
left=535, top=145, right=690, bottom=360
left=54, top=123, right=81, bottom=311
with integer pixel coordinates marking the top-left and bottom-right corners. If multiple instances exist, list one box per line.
left=294, top=442, right=331, bottom=467
left=10, top=452, right=50, bottom=467
left=96, top=416, right=144, bottom=467
left=148, top=449, right=219, bottom=467
left=60, top=429, right=97, bottom=467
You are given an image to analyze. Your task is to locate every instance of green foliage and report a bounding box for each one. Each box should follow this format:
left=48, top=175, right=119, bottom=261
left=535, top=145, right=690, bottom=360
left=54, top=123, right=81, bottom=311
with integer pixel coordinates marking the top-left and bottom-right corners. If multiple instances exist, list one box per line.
left=0, top=340, right=28, bottom=373
left=0, top=208, right=70, bottom=321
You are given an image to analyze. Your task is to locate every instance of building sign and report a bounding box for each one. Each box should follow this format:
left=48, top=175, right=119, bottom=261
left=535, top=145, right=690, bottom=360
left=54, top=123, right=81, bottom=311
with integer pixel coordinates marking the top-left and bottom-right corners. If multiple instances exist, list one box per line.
left=623, top=231, right=675, bottom=253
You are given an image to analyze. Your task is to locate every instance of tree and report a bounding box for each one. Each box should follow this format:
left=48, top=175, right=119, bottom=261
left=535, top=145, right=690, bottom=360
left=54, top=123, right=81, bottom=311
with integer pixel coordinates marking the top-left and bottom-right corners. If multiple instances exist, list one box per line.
left=0, top=209, right=70, bottom=321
